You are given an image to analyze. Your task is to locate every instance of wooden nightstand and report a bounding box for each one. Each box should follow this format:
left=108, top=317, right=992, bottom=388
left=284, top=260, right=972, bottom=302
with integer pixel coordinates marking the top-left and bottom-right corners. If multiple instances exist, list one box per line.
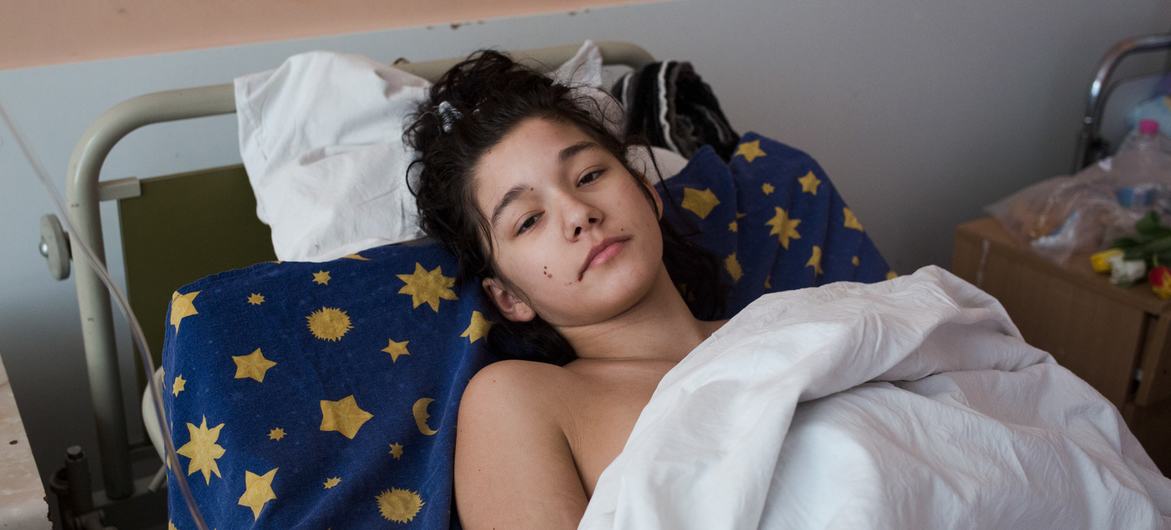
left=953, top=218, right=1170, bottom=472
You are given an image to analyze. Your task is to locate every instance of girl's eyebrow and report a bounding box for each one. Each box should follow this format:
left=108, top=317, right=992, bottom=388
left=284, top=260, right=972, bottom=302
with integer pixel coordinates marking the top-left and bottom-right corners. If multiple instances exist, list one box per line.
left=491, top=184, right=530, bottom=226
left=490, top=141, right=601, bottom=226
left=558, top=140, right=599, bottom=162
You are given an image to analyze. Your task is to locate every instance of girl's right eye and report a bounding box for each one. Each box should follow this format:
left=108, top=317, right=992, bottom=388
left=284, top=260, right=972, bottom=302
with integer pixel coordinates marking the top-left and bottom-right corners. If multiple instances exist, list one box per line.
left=517, top=213, right=541, bottom=235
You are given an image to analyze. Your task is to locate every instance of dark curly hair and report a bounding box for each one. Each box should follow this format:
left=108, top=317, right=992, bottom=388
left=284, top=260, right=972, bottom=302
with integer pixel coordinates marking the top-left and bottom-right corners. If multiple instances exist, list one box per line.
left=404, top=49, right=725, bottom=365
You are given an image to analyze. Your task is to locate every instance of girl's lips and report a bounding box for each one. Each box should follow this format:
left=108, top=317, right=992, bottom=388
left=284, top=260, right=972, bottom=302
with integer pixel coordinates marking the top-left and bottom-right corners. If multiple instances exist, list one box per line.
left=579, top=236, right=632, bottom=280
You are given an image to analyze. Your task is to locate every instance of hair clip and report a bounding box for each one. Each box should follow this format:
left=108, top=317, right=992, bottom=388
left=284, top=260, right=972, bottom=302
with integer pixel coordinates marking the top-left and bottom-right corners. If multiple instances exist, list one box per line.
left=437, top=101, right=463, bottom=133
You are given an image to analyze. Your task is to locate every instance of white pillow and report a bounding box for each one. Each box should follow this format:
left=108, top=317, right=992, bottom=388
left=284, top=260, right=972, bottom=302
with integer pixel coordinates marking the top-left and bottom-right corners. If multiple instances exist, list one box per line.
left=235, top=41, right=678, bottom=263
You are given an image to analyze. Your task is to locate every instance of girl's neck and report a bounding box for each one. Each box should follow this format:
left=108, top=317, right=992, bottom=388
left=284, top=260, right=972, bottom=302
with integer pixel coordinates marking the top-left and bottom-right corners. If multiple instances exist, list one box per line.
left=558, top=265, right=724, bottom=364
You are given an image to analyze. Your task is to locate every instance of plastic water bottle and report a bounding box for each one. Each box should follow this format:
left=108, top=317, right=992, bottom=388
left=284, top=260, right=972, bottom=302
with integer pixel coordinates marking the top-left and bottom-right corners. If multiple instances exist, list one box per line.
left=1115, top=119, right=1171, bottom=209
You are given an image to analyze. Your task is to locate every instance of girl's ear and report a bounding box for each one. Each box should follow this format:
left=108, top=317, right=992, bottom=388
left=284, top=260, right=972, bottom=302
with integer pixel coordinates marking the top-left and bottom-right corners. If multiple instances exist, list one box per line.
left=643, top=179, right=665, bottom=220
left=482, top=277, right=536, bottom=322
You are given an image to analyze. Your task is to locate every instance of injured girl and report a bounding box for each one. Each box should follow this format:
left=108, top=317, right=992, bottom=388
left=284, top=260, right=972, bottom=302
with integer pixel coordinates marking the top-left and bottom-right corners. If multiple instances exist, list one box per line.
left=404, top=51, right=1171, bottom=529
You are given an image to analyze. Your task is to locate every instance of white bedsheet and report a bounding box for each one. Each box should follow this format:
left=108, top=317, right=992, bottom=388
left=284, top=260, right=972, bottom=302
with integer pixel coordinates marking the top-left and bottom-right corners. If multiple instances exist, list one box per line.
left=580, top=266, right=1171, bottom=529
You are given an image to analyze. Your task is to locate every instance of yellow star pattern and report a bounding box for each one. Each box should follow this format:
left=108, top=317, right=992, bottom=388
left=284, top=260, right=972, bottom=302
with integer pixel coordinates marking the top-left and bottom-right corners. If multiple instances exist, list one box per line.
left=377, top=488, right=425, bottom=523
left=176, top=416, right=226, bottom=485
left=169, top=291, right=200, bottom=334
left=397, top=263, right=458, bottom=312
left=852, top=256, right=860, bottom=266
left=807, top=245, right=824, bottom=275
left=324, top=476, right=342, bottom=489
left=342, top=253, right=369, bottom=261
left=460, top=311, right=493, bottom=343
left=313, top=270, right=331, bottom=285
left=843, top=208, right=864, bottom=231
left=798, top=171, right=821, bottom=195
left=728, top=220, right=738, bottom=233
left=725, top=253, right=743, bottom=282
left=765, top=207, right=802, bottom=249
left=887, top=271, right=898, bottom=280
left=233, top=348, right=277, bottom=383
left=320, top=395, right=374, bottom=440
left=680, top=187, right=720, bottom=219
left=168, top=521, right=178, bottom=530
left=268, top=427, right=285, bottom=441
left=172, top=375, right=186, bottom=397
left=389, top=442, right=404, bottom=460
left=238, top=467, right=278, bottom=520
left=382, top=339, right=411, bottom=363
left=306, top=307, right=353, bottom=341
left=247, top=293, right=265, bottom=305
left=761, top=182, right=775, bottom=195
left=764, top=275, right=772, bottom=289
left=734, top=139, right=767, bottom=163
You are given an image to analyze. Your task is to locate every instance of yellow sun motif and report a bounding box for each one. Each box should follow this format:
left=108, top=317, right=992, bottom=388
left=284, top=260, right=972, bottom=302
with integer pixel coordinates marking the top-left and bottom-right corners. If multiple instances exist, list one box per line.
left=169, top=291, right=200, bottom=334
left=736, top=211, right=747, bottom=219
left=342, top=253, right=369, bottom=261
left=724, top=253, right=743, bottom=282
left=376, top=488, right=425, bottom=523
left=806, top=245, right=824, bottom=276
left=247, top=293, right=265, bottom=305
left=312, top=270, right=331, bottom=285
left=734, top=139, right=767, bottom=162
left=233, top=348, right=277, bottom=383
left=176, top=416, right=226, bottom=485
left=852, top=256, right=860, bottom=267
left=798, top=171, right=822, bottom=195
left=268, top=427, right=285, bottom=441
left=238, top=467, right=278, bottom=520
left=168, top=521, right=178, bottom=530
left=460, top=311, right=493, bottom=344
left=382, top=339, right=410, bottom=363
left=172, top=375, right=186, bottom=397
left=320, top=395, right=374, bottom=440
left=397, top=263, right=458, bottom=313
left=887, top=270, right=898, bottom=280
left=306, top=307, right=353, bottom=342
left=761, top=182, right=775, bottom=195
left=765, top=207, right=801, bottom=249
left=389, top=443, right=404, bottom=460
left=680, top=187, right=719, bottom=219
left=728, top=220, right=738, bottom=233
left=764, top=275, right=772, bottom=289
left=843, top=207, right=864, bottom=231
left=323, top=476, right=342, bottom=489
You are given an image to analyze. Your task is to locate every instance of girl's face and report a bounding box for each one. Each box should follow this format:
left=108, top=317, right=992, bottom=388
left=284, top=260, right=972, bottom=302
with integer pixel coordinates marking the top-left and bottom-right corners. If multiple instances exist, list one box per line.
left=472, top=117, right=665, bottom=327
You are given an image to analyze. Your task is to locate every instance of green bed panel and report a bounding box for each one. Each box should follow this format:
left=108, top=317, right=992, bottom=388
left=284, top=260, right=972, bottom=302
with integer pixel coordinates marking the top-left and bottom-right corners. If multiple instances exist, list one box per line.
left=117, top=164, right=276, bottom=373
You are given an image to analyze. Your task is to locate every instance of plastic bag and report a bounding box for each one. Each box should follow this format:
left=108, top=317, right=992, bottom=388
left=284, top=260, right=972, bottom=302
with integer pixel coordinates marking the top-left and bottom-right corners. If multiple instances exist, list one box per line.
left=986, top=152, right=1171, bottom=263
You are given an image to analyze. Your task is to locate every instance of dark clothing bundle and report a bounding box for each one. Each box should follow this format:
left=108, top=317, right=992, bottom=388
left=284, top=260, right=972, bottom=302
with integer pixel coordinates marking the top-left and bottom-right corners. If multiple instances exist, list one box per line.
left=612, top=61, right=740, bottom=161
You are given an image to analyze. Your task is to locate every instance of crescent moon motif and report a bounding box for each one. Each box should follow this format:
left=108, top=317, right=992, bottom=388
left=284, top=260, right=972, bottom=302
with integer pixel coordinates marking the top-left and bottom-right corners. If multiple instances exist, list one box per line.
left=412, top=397, right=438, bottom=436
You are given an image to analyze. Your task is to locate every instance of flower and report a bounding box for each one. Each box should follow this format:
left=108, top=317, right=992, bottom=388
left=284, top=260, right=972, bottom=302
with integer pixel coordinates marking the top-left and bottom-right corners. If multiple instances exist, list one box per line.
left=1090, top=248, right=1123, bottom=273
left=1151, top=266, right=1171, bottom=299
left=1110, top=255, right=1147, bottom=286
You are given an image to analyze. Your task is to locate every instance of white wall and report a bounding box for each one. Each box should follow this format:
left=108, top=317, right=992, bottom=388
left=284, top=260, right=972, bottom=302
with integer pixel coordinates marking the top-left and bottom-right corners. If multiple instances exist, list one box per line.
left=1, top=0, right=1168, bottom=496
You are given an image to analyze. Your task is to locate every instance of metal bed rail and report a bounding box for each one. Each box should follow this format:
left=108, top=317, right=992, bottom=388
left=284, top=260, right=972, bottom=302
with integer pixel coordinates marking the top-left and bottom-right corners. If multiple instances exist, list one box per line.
left=60, top=40, right=654, bottom=500
left=1073, top=33, right=1171, bottom=173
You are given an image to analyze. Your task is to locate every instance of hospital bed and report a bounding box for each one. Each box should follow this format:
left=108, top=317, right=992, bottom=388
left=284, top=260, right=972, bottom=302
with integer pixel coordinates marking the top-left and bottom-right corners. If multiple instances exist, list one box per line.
left=36, top=32, right=1171, bottom=528
left=36, top=41, right=655, bottom=529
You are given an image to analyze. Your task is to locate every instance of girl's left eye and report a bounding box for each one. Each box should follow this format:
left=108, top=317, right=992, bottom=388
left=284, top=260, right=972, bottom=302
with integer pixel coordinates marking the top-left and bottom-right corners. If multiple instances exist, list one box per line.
left=578, top=169, right=604, bottom=186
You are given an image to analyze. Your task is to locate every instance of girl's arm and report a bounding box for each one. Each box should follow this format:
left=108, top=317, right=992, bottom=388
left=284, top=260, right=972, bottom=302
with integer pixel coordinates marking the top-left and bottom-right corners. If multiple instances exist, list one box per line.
left=454, top=360, right=588, bottom=529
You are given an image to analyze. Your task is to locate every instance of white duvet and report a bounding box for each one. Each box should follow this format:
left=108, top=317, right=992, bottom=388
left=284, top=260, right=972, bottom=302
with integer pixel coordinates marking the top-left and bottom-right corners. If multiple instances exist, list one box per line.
left=579, top=266, right=1171, bottom=529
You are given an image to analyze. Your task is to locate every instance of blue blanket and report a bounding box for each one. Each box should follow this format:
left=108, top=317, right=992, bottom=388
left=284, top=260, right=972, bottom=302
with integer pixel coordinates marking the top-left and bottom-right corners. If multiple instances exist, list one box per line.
left=163, top=133, right=890, bottom=529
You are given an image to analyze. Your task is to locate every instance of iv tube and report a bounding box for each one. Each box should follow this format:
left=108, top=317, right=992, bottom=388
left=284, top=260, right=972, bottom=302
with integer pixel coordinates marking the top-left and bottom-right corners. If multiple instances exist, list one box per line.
left=0, top=100, right=209, bottom=530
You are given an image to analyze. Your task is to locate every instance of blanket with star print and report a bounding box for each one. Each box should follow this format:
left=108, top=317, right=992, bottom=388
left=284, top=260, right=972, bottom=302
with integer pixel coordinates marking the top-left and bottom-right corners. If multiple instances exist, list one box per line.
left=161, top=132, right=890, bottom=529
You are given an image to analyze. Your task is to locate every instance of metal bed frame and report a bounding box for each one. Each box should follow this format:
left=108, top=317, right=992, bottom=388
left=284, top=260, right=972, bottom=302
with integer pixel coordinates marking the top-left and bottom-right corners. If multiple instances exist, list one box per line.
left=1073, top=33, right=1171, bottom=172
left=38, top=40, right=654, bottom=529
